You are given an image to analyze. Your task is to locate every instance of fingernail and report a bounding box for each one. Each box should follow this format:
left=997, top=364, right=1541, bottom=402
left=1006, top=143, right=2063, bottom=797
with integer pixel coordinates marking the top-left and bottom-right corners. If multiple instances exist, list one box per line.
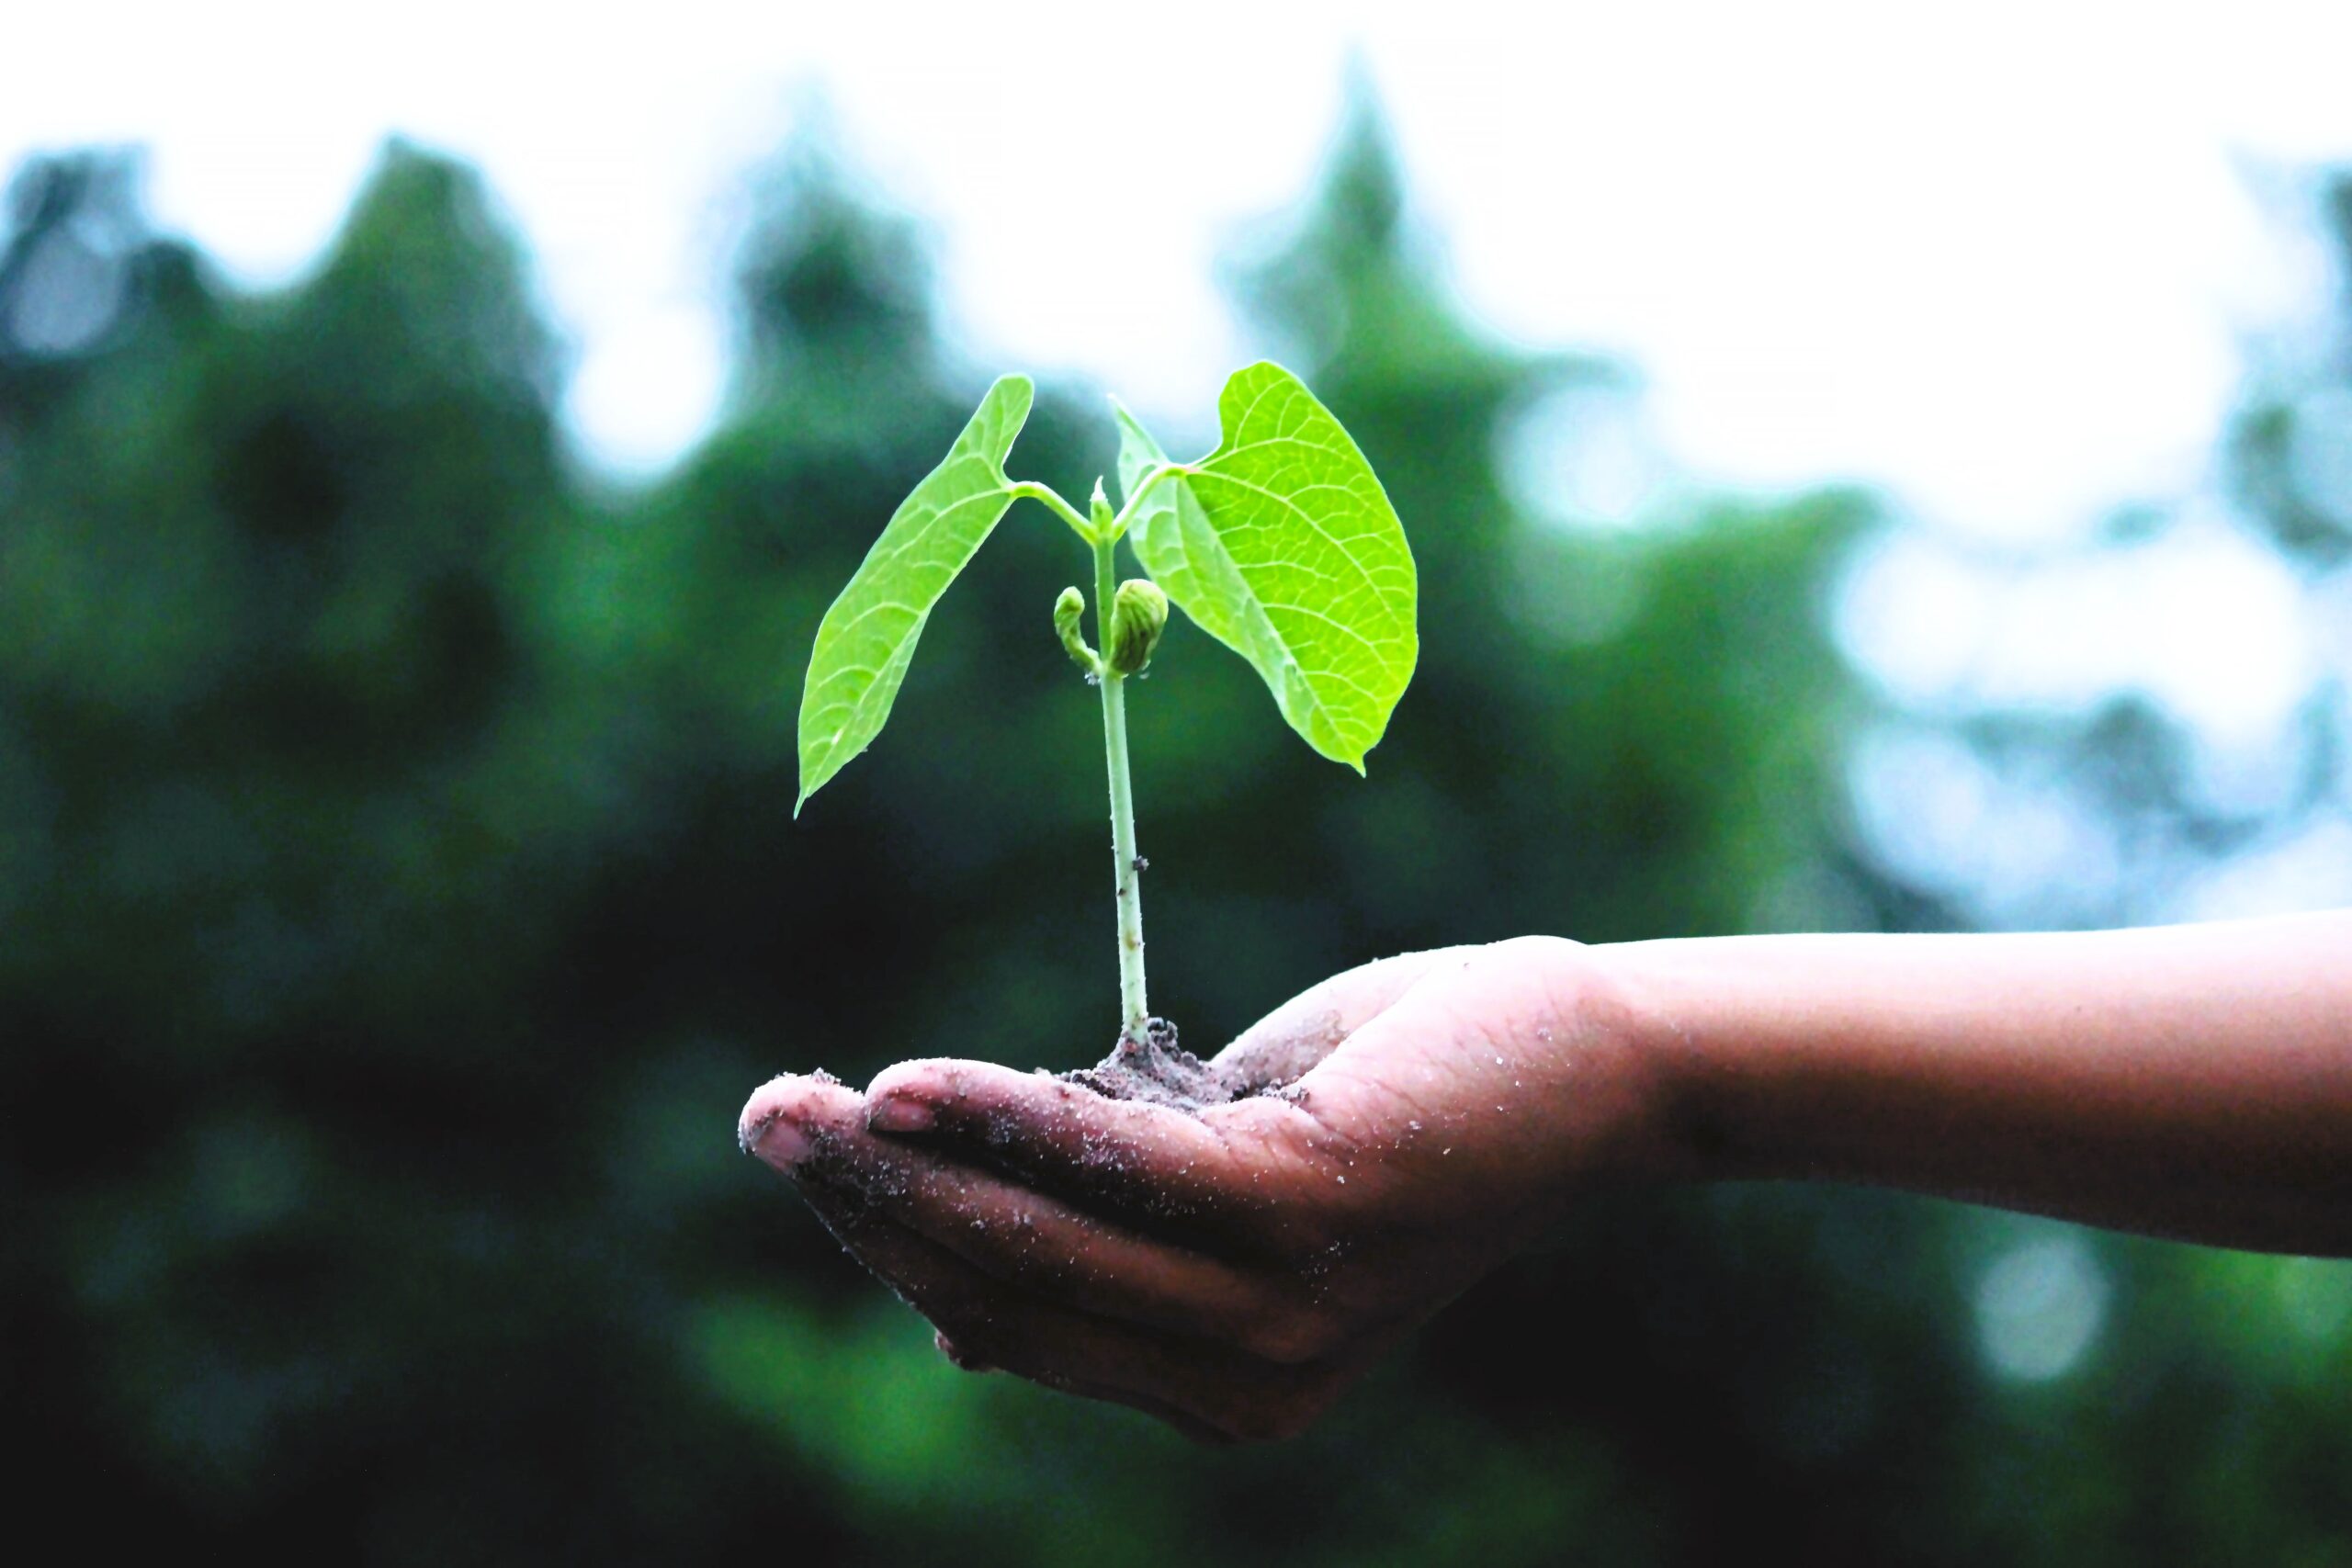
left=867, top=1095, right=935, bottom=1134
left=743, top=1111, right=813, bottom=1168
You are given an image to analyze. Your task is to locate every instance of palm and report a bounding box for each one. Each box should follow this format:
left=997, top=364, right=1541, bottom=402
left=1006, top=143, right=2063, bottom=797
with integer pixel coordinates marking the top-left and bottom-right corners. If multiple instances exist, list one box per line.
left=1182, top=938, right=1657, bottom=1316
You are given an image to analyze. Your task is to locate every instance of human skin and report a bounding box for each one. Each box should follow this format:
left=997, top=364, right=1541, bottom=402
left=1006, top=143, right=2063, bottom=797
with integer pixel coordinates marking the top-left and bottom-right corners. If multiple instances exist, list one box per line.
left=738, top=911, right=2352, bottom=1442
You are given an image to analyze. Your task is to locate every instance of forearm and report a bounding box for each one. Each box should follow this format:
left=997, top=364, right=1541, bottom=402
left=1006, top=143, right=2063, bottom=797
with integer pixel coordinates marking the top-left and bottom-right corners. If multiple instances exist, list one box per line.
left=1606, top=913, right=2352, bottom=1256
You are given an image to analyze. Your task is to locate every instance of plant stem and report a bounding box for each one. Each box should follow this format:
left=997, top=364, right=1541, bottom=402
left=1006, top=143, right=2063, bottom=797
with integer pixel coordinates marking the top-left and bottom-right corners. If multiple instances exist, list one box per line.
left=1093, top=527, right=1149, bottom=1040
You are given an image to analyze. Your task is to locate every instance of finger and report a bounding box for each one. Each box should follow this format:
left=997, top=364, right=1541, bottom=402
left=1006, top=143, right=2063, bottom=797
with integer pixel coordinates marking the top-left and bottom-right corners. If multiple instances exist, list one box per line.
left=746, top=1073, right=1329, bottom=1359
left=799, top=1179, right=1345, bottom=1444
left=854, top=954, right=1465, bottom=1225
left=863, top=1058, right=1325, bottom=1245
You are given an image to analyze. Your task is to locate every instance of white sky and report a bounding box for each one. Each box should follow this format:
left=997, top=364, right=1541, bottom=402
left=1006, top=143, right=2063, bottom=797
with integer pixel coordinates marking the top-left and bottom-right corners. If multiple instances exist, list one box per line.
left=7, top=0, right=2352, bottom=536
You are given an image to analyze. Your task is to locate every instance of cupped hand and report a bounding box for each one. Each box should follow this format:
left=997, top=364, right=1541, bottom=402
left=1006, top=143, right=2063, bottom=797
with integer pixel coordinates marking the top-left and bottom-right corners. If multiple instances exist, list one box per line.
left=738, top=936, right=1679, bottom=1442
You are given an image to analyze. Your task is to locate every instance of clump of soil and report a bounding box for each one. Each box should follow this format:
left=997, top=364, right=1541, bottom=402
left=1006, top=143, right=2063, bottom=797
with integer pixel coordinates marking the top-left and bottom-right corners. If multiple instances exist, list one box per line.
left=1058, top=1010, right=1347, bottom=1116
left=1061, top=1018, right=1221, bottom=1111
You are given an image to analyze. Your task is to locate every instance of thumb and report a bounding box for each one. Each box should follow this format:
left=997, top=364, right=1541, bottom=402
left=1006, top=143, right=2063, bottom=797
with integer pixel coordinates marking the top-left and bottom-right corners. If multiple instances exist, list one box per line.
left=1206, top=947, right=1469, bottom=1099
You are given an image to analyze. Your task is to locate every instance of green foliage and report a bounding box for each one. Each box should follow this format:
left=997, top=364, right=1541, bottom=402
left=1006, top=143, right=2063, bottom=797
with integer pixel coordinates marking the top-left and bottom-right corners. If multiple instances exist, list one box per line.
left=1117, top=364, right=1418, bottom=771
left=797, top=356, right=1414, bottom=822
left=796, top=374, right=1034, bottom=811
left=5, top=96, right=2346, bottom=1568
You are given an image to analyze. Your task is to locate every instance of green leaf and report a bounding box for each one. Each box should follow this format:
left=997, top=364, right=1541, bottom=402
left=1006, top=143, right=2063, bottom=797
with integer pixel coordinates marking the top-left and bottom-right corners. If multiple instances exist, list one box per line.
left=1116, top=363, right=1417, bottom=772
left=796, top=375, right=1033, bottom=813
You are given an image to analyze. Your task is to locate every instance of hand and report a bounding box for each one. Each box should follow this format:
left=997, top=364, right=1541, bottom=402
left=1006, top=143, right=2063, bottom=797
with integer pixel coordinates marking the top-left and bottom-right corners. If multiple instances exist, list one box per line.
left=739, top=936, right=1681, bottom=1442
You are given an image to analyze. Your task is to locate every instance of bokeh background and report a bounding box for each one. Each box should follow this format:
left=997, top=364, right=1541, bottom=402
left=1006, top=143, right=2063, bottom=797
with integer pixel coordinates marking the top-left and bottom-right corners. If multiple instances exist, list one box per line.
left=6, top=7, right=2350, bottom=1562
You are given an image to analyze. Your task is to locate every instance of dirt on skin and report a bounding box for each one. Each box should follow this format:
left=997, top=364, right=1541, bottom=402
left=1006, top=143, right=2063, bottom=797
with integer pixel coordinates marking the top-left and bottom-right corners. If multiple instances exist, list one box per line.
left=1059, top=1011, right=1346, bottom=1115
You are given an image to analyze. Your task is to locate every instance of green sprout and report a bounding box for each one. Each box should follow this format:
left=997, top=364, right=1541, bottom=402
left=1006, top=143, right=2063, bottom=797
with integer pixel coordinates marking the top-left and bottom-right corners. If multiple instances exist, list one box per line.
left=794, top=363, right=1418, bottom=1044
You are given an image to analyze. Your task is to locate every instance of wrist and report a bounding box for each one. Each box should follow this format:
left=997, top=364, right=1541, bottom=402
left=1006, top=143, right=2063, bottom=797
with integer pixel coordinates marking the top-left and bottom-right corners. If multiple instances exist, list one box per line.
left=1497, top=935, right=1717, bottom=1192
left=1589, top=937, right=1751, bottom=1185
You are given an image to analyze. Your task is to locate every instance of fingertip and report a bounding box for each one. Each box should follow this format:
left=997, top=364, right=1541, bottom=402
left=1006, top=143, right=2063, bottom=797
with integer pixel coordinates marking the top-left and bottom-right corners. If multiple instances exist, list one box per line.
left=864, top=1060, right=955, bottom=1134
left=736, top=1076, right=792, bottom=1156
left=737, top=1072, right=859, bottom=1169
left=865, top=1053, right=973, bottom=1104
left=868, top=1055, right=1043, bottom=1133
left=865, top=1058, right=956, bottom=1104
left=868, top=1058, right=1094, bottom=1146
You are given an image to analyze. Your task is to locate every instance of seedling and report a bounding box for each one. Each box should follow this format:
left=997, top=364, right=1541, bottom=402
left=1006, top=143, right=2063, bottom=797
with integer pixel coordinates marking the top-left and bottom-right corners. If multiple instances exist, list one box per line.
left=796, top=363, right=1416, bottom=1051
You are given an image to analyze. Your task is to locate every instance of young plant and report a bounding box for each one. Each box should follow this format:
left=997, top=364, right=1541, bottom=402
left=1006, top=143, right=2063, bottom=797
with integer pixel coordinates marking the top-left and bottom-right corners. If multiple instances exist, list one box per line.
left=796, top=363, right=1416, bottom=1051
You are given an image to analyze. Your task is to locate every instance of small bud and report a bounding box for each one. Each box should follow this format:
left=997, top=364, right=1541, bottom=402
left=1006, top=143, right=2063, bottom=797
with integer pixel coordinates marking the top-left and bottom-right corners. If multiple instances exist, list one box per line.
left=1105, top=578, right=1170, bottom=675
left=1053, top=587, right=1101, bottom=676
left=1089, top=477, right=1115, bottom=535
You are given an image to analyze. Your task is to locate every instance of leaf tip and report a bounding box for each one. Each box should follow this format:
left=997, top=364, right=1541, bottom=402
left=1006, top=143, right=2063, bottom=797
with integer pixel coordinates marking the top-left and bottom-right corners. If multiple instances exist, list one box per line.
left=1228, top=358, right=1301, bottom=389
left=984, top=372, right=1035, bottom=430
left=1108, top=394, right=1149, bottom=443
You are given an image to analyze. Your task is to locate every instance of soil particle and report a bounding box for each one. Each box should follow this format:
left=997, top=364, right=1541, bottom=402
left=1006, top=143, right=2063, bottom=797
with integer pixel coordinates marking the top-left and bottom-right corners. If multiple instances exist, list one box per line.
left=1058, top=1010, right=1348, bottom=1115
left=1061, top=1018, right=1221, bottom=1111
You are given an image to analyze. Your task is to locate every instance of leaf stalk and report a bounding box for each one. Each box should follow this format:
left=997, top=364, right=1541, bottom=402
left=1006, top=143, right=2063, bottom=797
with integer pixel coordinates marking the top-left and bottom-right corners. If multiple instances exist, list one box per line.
left=1009, top=480, right=1097, bottom=544
left=1110, top=462, right=1188, bottom=536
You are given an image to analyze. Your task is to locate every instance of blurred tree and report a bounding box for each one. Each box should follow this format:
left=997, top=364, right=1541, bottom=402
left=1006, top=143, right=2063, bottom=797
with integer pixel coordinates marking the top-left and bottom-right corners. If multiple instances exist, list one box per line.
left=0, top=151, right=206, bottom=415
left=1819, top=163, right=2352, bottom=1565
left=732, top=133, right=936, bottom=410
left=1842, top=167, right=2352, bottom=939
left=2233, top=172, right=2352, bottom=571
left=0, top=141, right=814, bottom=1562
left=2, top=91, right=2343, bottom=1568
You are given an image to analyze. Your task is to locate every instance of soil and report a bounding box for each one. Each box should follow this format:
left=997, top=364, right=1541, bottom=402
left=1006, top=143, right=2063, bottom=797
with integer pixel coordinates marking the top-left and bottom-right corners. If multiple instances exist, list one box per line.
left=1057, top=1010, right=1346, bottom=1116
left=1060, top=1018, right=1221, bottom=1111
